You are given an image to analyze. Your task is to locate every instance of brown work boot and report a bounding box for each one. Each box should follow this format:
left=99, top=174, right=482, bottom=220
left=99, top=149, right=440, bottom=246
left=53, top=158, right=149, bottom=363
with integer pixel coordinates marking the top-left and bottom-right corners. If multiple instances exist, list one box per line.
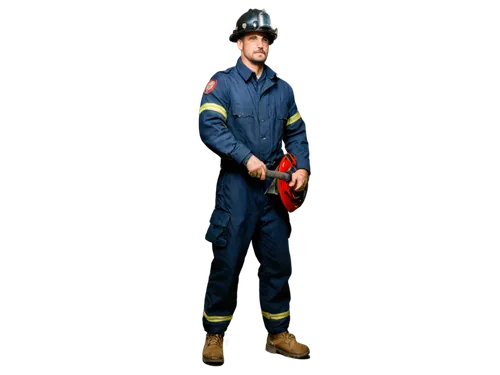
left=266, top=331, right=310, bottom=359
left=202, top=333, right=224, bottom=365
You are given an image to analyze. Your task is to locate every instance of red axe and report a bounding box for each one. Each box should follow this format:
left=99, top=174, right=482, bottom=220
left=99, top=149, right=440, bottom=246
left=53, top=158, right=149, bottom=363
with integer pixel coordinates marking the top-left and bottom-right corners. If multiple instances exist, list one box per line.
left=265, top=154, right=307, bottom=212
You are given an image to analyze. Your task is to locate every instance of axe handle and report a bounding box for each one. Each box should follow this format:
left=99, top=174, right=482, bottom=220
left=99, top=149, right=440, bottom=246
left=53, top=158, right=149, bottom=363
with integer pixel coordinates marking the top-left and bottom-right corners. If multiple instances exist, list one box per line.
left=266, top=170, right=291, bottom=182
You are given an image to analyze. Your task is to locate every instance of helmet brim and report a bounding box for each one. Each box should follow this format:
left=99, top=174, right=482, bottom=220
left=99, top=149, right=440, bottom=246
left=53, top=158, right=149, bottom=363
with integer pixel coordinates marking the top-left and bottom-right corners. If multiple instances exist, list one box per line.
left=229, top=28, right=277, bottom=44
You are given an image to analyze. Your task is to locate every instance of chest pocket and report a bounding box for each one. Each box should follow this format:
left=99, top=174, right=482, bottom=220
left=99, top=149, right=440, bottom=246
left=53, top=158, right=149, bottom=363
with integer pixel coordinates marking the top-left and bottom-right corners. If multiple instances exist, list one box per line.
left=231, top=104, right=255, bottom=124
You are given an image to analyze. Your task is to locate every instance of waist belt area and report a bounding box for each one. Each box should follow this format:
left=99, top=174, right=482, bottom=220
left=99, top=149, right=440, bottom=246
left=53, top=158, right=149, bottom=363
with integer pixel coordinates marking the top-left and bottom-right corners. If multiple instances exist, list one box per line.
left=218, top=159, right=280, bottom=171
left=265, top=159, right=279, bottom=170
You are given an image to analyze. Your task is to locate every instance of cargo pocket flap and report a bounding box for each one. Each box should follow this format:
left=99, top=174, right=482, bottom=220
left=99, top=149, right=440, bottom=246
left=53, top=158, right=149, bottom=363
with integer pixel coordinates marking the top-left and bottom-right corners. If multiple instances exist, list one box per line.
left=205, top=209, right=230, bottom=247
left=209, top=209, right=230, bottom=227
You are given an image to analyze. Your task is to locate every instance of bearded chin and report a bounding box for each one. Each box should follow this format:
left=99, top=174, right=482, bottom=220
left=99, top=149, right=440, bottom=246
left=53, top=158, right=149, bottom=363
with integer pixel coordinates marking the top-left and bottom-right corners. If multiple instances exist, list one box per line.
left=248, top=54, right=267, bottom=64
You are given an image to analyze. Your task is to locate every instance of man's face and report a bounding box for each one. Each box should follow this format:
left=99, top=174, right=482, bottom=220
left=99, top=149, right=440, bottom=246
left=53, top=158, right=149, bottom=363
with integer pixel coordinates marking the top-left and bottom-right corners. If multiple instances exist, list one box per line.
left=237, top=32, right=270, bottom=64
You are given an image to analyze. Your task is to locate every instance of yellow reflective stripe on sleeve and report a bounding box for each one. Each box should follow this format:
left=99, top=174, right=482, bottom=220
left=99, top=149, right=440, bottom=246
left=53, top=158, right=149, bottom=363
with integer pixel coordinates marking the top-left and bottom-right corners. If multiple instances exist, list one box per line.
left=203, top=311, right=233, bottom=323
left=261, top=310, right=290, bottom=320
left=286, top=112, right=301, bottom=126
left=199, top=103, right=227, bottom=120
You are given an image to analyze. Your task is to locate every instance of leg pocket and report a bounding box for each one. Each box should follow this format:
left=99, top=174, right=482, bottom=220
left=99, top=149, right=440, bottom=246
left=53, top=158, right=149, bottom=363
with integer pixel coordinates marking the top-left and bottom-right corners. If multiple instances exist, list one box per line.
left=205, top=209, right=231, bottom=247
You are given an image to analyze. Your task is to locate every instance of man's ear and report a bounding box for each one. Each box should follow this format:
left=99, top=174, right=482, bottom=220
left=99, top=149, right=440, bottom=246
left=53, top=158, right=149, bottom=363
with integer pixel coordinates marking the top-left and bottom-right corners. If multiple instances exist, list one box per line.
left=237, top=38, right=243, bottom=52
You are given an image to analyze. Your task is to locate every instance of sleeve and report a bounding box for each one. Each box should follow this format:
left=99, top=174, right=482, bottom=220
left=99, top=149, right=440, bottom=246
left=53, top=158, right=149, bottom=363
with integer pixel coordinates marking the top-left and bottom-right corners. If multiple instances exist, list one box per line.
left=199, top=73, right=252, bottom=164
left=242, top=152, right=253, bottom=166
left=283, top=85, right=311, bottom=174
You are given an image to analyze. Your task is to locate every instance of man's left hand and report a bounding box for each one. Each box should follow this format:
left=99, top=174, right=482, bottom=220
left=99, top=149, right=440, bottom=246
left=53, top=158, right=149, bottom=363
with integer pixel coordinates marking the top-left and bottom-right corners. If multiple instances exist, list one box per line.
left=289, top=169, right=309, bottom=192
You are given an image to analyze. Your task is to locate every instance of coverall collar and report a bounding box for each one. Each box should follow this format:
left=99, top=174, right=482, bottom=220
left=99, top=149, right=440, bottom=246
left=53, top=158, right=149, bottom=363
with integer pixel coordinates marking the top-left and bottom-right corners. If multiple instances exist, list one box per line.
left=236, top=59, right=276, bottom=82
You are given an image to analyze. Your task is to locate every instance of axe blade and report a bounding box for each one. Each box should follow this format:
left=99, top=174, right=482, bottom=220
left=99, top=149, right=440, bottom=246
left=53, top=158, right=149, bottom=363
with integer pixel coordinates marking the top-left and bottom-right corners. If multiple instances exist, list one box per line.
left=264, top=177, right=279, bottom=195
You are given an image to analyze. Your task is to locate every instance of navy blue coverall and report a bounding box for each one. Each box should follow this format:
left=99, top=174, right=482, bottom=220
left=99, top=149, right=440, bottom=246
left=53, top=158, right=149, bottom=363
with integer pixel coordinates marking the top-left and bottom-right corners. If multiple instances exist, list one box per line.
left=199, top=57, right=310, bottom=335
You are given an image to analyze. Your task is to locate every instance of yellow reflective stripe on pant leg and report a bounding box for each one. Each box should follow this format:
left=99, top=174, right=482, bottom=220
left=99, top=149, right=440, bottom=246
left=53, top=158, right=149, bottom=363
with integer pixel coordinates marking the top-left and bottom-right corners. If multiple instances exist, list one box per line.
left=262, top=310, right=290, bottom=320
left=203, top=311, right=233, bottom=323
left=286, top=111, right=302, bottom=126
left=199, top=103, right=228, bottom=120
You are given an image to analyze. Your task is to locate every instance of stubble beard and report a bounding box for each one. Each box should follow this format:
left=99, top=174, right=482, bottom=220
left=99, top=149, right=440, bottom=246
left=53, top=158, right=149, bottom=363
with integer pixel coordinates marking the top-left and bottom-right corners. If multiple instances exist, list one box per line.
left=248, top=52, right=267, bottom=65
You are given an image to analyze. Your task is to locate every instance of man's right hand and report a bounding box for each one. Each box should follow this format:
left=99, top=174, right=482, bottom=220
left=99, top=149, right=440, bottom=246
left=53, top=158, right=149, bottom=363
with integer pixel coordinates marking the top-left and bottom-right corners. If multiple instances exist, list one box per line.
left=246, top=155, right=267, bottom=181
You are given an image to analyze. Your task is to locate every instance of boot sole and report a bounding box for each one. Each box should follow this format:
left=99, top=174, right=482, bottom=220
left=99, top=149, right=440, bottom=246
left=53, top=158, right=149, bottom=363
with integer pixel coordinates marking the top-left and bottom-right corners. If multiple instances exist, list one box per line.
left=200, top=357, right=226, bottom=367
left=202, top=362, right=225, bottom=368
left=266, top=343, right=310, bottom=359
left=200, top=350, right=226, bottom=366
left=201, top=358, right=226, bottom=364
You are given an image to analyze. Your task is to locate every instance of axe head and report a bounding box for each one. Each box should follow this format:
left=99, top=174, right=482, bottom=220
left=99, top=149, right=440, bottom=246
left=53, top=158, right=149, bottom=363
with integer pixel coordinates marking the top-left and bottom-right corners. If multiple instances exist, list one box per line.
left=264, top=177, right=279, bottom=195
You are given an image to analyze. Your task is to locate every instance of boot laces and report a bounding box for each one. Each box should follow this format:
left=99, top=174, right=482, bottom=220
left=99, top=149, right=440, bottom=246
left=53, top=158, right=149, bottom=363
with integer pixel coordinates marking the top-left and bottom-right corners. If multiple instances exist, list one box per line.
left=285, top=332, right=296, bottom=344
left=206, top=333, right=223, bottom=347
left=276, top=331, right=295, bottom=344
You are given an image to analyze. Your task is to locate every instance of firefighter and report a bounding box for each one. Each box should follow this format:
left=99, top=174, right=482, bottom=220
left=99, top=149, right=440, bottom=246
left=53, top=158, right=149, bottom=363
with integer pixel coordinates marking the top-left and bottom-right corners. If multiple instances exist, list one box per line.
left=199, top=9, right=311, bottom=365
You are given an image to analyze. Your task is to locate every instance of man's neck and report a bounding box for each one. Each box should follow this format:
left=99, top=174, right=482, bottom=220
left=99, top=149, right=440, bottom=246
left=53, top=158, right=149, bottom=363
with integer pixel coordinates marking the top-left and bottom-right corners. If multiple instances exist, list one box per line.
left=241, top=56, right=265, bottom=79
